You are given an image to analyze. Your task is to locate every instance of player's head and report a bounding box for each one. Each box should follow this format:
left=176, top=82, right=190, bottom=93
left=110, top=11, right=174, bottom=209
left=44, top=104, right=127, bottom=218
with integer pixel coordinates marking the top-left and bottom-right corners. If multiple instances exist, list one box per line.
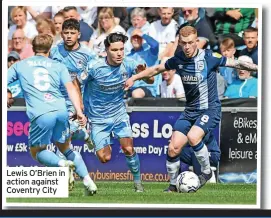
left=237, top=56, right=253, bottom=80
left=61, top=18, right=81, bottom=50
left=104, top=32, right=128, bottom=65
left=178, top=26, right=198, bottom=58
left=32, top=34, right=53, bottom=55
left=220, top=38, right=236, bottom=58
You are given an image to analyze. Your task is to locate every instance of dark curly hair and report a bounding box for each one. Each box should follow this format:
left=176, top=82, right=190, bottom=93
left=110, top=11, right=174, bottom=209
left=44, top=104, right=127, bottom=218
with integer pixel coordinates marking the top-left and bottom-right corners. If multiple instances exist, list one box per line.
left=104, top=32, right=128, bottom=49
left=62, top=18, right=80, bottom=32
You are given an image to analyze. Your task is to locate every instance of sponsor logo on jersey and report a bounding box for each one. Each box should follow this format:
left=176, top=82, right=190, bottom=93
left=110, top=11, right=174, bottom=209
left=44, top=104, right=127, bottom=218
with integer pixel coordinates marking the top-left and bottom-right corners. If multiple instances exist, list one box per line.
left=182, top=73, right=204, bottom=84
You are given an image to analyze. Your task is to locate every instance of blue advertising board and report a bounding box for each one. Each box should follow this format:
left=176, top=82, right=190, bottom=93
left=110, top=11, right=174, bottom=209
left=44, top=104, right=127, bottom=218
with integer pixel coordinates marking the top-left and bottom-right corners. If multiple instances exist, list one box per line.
left=7, top=111, right=220, bottom=182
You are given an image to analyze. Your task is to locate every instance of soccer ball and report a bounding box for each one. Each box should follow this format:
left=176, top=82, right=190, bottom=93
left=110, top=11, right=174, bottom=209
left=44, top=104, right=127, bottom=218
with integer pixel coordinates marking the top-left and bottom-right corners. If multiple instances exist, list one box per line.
left=176, top=171, right=200, bottom=193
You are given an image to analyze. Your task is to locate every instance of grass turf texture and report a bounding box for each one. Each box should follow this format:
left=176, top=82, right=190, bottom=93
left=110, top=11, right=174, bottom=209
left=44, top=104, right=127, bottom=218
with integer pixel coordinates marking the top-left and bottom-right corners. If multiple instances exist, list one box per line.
left=7, top=181, right=256, bottom=204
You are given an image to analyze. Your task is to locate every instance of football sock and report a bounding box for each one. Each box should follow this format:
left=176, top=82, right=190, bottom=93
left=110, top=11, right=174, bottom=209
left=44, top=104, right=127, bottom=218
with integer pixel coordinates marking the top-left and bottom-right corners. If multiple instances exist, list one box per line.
left=63, top=149, right=89, bottom=180
left=166, top=153, right=180, bottom=185
left=125, top=152, right=141, bottom=183
left=192, top=141, right=211, bottom=174
left=36, top=150, right=61, bottom=167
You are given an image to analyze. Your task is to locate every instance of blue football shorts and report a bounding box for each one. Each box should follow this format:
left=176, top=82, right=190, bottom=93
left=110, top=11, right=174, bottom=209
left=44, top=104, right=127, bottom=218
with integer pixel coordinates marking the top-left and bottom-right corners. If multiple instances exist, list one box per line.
left=90, top=113, right=132, bottom=151
left=28, top=110, right=70, bottom=147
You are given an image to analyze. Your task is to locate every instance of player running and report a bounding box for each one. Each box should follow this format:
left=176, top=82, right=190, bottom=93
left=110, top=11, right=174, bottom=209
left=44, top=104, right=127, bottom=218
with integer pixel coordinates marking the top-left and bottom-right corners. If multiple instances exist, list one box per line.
left=124, top=26, right=258, bottom=191
left=80, top=32, right=154, bottom=192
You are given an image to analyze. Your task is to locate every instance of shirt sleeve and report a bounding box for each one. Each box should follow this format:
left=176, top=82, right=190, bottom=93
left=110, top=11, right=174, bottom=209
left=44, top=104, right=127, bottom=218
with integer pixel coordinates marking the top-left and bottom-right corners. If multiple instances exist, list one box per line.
left=7, top=63, right=18, bottom=85
left=165, top=56, right=179, bottom=71
left=207, top=51, right=227, bottom=69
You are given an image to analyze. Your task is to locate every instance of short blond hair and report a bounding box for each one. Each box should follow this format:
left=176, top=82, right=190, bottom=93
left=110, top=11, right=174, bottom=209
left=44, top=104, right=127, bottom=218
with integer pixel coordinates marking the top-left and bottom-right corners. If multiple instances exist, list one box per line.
left=179, top=26, right=197, bottom=37
left=32, top=34, right=53, bottom=53
left=11, top=6, right=27, bottom=23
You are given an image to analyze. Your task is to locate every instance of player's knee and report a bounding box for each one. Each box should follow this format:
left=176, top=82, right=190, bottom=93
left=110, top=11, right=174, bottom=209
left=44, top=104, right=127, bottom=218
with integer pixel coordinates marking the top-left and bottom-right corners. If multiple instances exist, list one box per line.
left=187, top=132, right=202, bottom=146
left=98, top=153, right=111, bottom=163
left=132, top=89, right=145, bottom=98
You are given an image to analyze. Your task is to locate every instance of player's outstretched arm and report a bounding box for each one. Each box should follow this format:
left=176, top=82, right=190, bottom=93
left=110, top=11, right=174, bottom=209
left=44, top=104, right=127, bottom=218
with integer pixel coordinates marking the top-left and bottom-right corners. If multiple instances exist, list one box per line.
left=124, top=63, right=166, bottom=90
left=136, top=64, right=154, bottom=84
left=72, top=77, right=84, bottom=111
left=65, top=82, right=87, bottom=127
left=225, top=58, right=258, bottom=72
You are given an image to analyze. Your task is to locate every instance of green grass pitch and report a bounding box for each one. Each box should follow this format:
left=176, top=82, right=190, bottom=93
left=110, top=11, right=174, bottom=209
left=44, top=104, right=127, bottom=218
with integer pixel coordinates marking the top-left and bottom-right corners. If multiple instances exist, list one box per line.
left=7, top=181, right=256, bottom=205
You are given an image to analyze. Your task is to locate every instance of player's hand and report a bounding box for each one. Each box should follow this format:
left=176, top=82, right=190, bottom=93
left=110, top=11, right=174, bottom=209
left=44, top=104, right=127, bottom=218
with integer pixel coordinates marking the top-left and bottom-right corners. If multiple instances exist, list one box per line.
left=7, top=92, right=14, bottom=108
left=124, top=77, right=135, bottom=91
left=77, top=113, right=87, bottom=127
left=135, top=63, right=147, bottom=74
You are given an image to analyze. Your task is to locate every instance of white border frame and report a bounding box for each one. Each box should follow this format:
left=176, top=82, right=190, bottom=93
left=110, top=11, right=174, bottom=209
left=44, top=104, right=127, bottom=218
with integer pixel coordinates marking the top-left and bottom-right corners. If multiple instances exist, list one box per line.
left=2, top=0, right=262, bottom=210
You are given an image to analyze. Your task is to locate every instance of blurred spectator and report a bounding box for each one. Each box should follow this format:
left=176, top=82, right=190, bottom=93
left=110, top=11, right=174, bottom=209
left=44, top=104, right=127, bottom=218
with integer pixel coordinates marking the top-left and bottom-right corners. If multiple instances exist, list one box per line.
left=52, top=6, right=65, bottom=18
left=9, top=29, right=35, bottom=60
left=62, top=6, right=94, bottom=45
left=240, top=27, right=258, bottom=64
left=216, top=73, right=227, bottom=99
left=92, top=7, right=130, bottom=31
left=8, top=6, right=38, bottom=48
left=213, top=8, right=255, bottom=47
left=218, top=38, right=238, bottom=85
left=168, top=7, right=217, bottom=57
left=26, top=6, right=52, bottom=24
left=76, top=7, right=97, bottom=27
left=131, top=7, right=180, bottom=24
left=224, top=56, right=257, bottom=98
left=89, top=7, right=126, bottom=56
left=127, top=29, right=160, bottom=98
left=179, top=8, right=217, bottom=49
left=7, top=51, right=24, bottom=98
left=160, top=57, right=185, bottom=98
left=125, top=8, right=150, bottom=53
left=127, top=29, right=159, bottom=67
left=149, top=7, right=178, bottom=59
left=36, top=17, right=56, bottom=36
left=53, top=12, right=65, bottom=45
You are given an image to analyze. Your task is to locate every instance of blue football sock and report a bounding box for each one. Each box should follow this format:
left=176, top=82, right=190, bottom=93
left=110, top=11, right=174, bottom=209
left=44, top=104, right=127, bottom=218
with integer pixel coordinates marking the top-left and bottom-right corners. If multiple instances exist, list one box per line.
left=125, top=152, right=141, bottom=183
left=36, top=150, right=61, bottom=167
left=63, top=149, right=88, bottom=178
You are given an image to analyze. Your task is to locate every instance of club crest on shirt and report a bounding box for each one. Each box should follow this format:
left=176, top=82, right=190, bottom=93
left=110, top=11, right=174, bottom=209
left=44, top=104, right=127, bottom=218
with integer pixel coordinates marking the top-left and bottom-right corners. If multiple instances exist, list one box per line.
left=77, top=60, right=83, bottom=68
left=196, top=60, right=205, bottom=71
left=44, top=93, right=55, bottom=102
left=121, top=72, right=128, bottom=80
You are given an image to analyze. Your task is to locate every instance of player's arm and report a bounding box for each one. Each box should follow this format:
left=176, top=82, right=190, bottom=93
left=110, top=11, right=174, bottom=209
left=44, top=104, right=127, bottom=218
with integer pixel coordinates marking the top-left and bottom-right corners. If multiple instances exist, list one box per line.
left=72, top=77, right=84, bottom=111
left=65, top=82, right=87, bottom=127
left=136, top=64, right=154, bottom=84
left=125, top=63, right=166, bottom=90
left=225, top=58, right=258, bottom=72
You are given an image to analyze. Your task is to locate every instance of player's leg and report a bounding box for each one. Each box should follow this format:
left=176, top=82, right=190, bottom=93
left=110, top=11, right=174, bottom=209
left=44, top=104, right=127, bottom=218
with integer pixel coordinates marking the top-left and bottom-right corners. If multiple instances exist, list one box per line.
left=114, top=113, right=143, bottom=192
left=54, top=110, right=97, bottom=195
left=187, top=109, right=221, bottom=188
left=164, top=115, right=191, bottom=192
